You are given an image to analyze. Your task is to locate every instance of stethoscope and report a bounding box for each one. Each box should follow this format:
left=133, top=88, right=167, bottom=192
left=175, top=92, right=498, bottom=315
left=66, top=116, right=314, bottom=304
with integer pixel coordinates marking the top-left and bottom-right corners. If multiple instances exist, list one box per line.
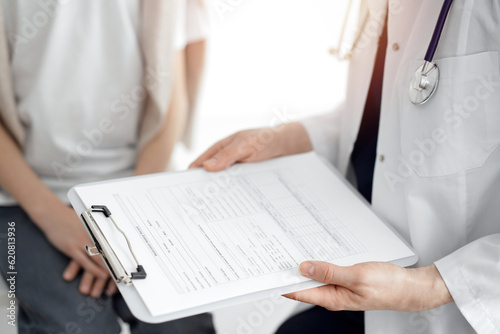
left=409, top=0, right=454, bottom=105
left=330, top=0, right=455, bottom=105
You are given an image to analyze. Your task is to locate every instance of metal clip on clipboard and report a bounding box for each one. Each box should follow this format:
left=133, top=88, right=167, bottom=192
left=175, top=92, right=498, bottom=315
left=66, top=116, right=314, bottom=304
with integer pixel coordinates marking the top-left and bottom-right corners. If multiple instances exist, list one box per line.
left=81, top=205, right=147, bottom=286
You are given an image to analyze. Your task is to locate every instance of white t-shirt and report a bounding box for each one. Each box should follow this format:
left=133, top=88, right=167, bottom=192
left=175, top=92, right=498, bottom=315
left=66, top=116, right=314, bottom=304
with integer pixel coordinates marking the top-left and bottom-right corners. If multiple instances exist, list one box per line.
left=0, top=0, right=208, bottom=205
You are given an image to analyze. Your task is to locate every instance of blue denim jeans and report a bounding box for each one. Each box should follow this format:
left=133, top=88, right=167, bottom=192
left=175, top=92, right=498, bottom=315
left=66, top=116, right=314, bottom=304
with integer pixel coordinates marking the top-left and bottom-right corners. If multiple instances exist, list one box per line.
left=0, top=206, right=215, bottom=334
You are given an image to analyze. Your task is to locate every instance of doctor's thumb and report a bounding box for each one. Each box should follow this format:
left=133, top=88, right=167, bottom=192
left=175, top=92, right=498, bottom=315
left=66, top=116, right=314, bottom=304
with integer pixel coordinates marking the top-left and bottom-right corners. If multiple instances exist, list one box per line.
left=202, top=157, right=228, bottom=171
left=299, top=261, right=348, bottom=285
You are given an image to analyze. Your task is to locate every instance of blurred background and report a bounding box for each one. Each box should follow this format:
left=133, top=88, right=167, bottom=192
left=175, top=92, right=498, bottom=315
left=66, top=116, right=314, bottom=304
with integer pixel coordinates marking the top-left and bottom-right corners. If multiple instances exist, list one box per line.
left=172, top=0, right=349, bottom=170
left=1, top=1, right=349, bottom=333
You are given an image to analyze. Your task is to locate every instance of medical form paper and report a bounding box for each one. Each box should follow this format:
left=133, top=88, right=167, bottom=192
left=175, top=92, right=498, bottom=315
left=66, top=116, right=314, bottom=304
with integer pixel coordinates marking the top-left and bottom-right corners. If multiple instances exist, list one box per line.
left=69, top=152, right=417, bottom=322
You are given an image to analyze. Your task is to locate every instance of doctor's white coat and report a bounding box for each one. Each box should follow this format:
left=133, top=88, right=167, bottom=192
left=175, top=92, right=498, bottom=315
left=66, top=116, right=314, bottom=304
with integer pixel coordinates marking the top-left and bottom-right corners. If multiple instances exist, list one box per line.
left=301, top=0, right=500, bottom=333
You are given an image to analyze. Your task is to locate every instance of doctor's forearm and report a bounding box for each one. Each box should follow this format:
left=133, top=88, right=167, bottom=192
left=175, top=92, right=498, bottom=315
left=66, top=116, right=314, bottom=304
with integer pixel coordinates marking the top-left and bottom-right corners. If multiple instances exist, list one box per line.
left=134, top=51, right=189, bottom=175
left=280, top=122, right=313, bottom=156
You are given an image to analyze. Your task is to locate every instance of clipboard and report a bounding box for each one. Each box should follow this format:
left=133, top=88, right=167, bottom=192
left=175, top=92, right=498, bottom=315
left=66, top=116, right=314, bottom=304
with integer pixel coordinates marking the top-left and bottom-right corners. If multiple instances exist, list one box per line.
left=80, top=205, right=147, bottom=284
left=68, top=188, right=158, bottom=322
left=68, top=152, right=418, bottom=323
left=68, top=179, right=328, bottom=323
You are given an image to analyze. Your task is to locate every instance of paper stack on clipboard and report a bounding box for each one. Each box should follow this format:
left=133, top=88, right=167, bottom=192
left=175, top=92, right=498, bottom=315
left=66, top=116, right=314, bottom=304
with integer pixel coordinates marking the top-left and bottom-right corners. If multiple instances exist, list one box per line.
left=68, top=152, right=417, bottom=323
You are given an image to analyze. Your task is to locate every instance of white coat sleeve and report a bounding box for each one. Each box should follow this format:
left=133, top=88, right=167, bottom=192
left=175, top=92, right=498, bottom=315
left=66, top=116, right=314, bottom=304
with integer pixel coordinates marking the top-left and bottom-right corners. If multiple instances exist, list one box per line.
left=300, top=103, right=344, bottom=167
left=434, top=234, right=500, bottom=334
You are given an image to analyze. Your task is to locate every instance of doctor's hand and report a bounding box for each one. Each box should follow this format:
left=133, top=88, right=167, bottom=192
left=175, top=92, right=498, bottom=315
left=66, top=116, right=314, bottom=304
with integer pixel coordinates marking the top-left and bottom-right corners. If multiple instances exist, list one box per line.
left=284, top=261, right=453, bottom=312
left=189, top=122, right=312, bottom=171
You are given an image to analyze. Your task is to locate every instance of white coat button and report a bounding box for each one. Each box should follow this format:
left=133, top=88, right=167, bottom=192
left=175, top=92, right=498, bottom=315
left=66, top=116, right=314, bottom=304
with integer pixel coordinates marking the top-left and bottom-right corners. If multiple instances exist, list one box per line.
left=392, top=43, right=400, bottom=51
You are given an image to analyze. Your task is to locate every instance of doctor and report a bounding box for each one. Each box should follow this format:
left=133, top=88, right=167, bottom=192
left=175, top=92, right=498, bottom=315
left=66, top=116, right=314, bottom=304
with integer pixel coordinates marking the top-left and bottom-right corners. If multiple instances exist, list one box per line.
left=191, top=0, right=500, bottom=333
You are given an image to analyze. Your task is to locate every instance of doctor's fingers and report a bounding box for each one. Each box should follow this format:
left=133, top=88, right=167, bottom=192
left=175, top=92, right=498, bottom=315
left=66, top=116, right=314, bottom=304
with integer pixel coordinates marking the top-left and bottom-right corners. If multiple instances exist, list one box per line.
left=190, top=129, right=282, bottom=171
left=282, top=262, right=361, bottom=310
left=283, top=284, right=360, bottom=311
left=189, top=134, right=236, bottom=169
left=190, top=133, right=260, bottom=171
left=202, top=138, right=259, bottom=171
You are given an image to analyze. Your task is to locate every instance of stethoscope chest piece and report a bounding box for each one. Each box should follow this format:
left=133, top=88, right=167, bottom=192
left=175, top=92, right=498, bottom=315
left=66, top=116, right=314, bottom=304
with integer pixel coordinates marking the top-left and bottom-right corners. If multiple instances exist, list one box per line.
left=409, top=61, right=439, bottom=105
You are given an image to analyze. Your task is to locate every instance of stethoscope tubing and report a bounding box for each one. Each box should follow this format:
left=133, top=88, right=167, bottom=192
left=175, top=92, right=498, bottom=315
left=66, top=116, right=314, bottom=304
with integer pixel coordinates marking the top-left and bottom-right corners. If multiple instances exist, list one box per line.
left=424, top=0, right=455, bottom=62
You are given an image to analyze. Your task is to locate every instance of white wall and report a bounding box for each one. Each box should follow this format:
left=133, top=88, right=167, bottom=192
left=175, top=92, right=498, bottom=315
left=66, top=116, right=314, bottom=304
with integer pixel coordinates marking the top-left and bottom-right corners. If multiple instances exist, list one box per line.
left=173, top=0, right=349, bottom=168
